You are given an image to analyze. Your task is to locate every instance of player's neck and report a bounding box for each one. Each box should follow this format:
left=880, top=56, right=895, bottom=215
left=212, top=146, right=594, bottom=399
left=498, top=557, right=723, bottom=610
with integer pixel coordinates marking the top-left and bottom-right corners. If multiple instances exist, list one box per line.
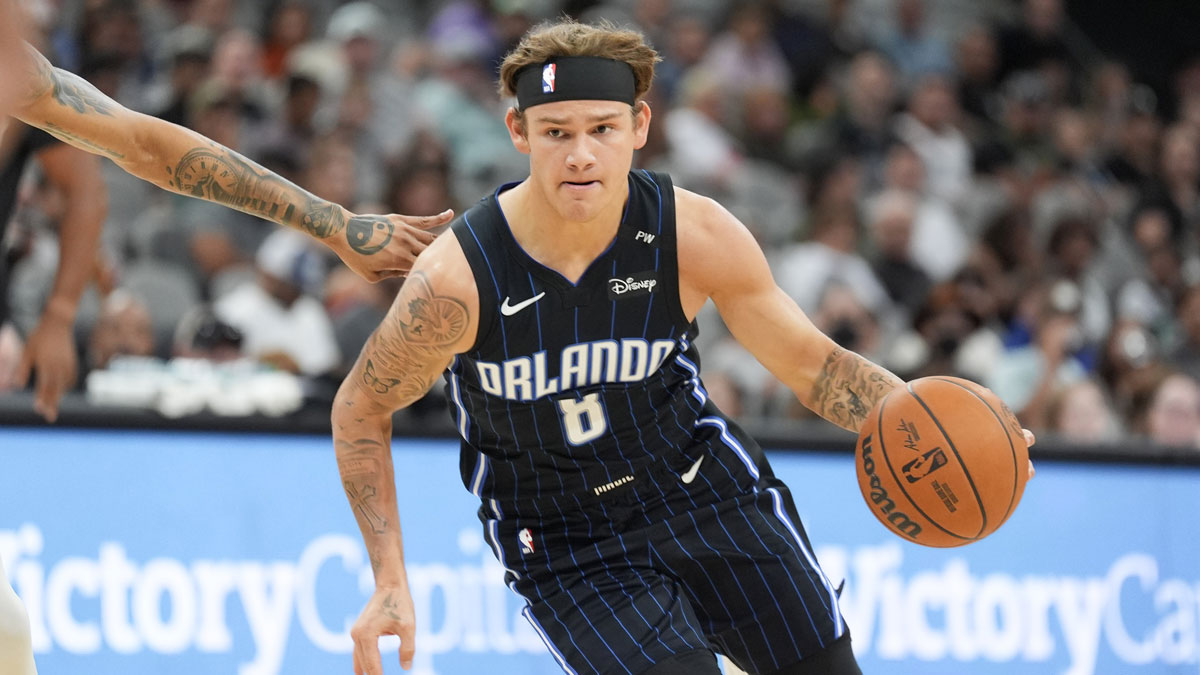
left=500, top=180, right=627, bottom=282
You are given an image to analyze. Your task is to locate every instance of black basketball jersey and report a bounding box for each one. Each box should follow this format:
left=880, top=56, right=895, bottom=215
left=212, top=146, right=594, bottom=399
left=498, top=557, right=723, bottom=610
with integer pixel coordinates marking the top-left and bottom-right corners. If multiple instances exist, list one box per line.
left=446, top=170, right=765, bottom=521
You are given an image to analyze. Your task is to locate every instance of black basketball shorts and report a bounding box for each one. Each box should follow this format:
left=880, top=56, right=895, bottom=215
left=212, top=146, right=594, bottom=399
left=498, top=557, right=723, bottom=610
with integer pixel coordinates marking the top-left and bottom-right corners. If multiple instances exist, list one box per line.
left=482, top=459, right=854, bottom=675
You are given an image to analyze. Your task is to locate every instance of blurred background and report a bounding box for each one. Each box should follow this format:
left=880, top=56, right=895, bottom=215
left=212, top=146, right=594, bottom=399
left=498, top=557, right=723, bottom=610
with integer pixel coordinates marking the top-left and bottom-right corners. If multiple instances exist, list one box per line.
left=2, top=0, right=1200, bottom=673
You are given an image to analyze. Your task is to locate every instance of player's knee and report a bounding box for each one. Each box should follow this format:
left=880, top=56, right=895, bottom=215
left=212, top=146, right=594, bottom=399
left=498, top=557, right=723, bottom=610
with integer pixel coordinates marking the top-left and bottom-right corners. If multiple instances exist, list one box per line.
left=641, top=648, right=722, bottom=675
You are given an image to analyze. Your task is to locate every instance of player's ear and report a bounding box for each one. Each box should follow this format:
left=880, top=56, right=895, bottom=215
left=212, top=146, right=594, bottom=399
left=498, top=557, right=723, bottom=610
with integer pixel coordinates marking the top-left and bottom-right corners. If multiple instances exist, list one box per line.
left=505, top=107, right=531, bottom=155
left=632, top=101, right=652, bottom=150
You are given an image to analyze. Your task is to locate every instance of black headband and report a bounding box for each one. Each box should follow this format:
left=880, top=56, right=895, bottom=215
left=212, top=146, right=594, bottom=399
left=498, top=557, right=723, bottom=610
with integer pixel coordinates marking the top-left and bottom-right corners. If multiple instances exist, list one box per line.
left=514, top=56, right=636, bottom=111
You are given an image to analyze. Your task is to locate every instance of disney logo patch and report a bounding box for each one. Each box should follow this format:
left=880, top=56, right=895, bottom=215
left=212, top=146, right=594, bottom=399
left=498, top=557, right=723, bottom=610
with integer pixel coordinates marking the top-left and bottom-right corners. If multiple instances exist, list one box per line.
left=608, top=272, right=658, bottom=300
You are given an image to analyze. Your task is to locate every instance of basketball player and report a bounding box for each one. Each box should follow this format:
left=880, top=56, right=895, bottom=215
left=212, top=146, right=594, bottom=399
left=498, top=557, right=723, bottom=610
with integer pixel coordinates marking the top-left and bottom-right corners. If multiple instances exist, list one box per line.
left=335, top=18, right=983, bottom=675
left=0, top=8, right=451, bottom=669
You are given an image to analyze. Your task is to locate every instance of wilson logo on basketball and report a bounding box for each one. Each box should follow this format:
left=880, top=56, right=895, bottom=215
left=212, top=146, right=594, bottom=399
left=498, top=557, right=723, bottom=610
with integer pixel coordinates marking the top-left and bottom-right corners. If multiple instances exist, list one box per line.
left=902, top=447, right=948, bottom=483
left=859, top=433, right=923, bottom=538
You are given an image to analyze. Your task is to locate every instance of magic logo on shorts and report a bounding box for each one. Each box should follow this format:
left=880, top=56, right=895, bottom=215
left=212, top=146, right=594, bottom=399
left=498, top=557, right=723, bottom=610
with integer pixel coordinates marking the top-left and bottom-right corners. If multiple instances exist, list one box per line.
left=542, top=63, right=556, bottom=93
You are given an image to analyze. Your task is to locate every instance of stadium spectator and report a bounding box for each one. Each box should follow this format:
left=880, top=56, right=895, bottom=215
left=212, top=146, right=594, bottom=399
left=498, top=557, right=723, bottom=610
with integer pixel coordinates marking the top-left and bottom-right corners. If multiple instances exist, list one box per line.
left=1046, top=378, right=1122, bottom=442
left=86, top=290, right=156, bottom=372
left=1143, top=372, right=1200, bottom=448
left=214, top=229, right=339, bottom=376
left=878, top=0, right=953, bottom=87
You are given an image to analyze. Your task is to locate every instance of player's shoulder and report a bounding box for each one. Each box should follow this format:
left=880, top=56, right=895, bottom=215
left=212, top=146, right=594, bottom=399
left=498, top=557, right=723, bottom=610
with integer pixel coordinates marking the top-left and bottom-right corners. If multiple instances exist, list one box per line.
left=411, top=220, right=478, bottom=301
left=673, top=185, right=749, bottom=250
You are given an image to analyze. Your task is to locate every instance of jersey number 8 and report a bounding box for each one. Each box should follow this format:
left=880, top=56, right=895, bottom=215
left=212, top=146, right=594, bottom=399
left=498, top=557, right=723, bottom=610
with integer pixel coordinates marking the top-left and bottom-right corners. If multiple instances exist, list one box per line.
left=558, top=394, right=608, bottom=445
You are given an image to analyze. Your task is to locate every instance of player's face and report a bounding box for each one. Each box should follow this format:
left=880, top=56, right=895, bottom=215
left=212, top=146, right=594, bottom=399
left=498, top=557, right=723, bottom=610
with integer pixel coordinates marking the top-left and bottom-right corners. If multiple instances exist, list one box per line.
left=507, top=99, right=651, bottom=224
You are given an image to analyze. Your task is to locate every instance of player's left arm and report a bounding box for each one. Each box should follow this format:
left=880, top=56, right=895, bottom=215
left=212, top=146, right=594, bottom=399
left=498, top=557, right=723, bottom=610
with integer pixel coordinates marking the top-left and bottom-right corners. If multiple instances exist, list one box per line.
left=330, top=234, right=478, bottom=674
left=10, top=142, right=107, bottom=421
left=676, top=189, right=904, bottom=433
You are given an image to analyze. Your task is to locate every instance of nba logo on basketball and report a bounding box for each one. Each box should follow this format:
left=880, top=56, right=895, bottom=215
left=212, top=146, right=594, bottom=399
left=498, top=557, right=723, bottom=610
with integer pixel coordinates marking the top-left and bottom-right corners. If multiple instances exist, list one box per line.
left=902, top=447, right=948, bottom=483
left=542, top=63, right=556, bottom=93
left=519, top=527, right=535, bottom=554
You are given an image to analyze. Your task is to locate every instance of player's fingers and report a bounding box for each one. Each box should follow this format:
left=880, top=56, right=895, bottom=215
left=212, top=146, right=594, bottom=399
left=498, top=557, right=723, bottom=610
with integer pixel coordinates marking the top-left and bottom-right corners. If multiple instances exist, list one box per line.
left=352, top=631, right=383, bottom=675
left=352, top=646, right=363, bottom=675
left=1028, top=460, right=1036, bottom=480
left=399, top=621, right=416, bottom=670
left=1022, top=428, right=1036, bottom=447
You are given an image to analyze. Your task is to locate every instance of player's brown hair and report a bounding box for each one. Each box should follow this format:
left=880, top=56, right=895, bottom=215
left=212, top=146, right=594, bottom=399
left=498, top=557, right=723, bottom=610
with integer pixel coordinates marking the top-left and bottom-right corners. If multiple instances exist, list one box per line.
left=498, top=18, right=660, bottom=105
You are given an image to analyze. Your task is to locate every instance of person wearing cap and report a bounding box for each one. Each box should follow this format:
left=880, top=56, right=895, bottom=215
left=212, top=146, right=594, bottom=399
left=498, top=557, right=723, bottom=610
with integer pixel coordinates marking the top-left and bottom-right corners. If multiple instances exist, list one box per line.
left=329, top=18, right=1016, bottom=675
left=214, top=229, right=340, bottom=376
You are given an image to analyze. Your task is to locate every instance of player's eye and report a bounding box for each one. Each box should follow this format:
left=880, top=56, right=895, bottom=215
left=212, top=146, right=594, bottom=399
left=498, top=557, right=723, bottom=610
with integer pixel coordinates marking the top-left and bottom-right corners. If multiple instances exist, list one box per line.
left=546, top=128, right=565, bottom=139
left=593, top=125, right=612, bottom=134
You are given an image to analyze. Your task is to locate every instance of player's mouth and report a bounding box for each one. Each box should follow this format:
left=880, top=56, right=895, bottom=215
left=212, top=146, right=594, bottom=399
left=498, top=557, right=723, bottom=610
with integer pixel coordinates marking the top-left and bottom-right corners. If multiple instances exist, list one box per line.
left=562, top=180, right=600, bottom=190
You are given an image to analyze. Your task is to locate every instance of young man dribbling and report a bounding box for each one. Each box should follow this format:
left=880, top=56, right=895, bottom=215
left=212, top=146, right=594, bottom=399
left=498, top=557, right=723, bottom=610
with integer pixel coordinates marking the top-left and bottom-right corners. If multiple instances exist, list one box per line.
left=335, top=17, right=1034, bottom=675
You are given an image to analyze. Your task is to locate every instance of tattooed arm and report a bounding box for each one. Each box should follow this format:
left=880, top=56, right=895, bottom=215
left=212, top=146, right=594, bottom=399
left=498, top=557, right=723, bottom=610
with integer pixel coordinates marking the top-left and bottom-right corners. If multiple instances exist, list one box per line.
left=331, top=234, right=477, bottom=675
left=676, top=189, right=904, bottom=433
left=9, top=45, right=451, bottom=281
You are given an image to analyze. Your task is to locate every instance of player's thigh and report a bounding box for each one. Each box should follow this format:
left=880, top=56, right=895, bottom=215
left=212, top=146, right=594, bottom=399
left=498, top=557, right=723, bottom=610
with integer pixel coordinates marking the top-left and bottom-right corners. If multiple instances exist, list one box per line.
left=0, top=559, right=37, bottom=675
left=660, top=485, right=850, bottom=674
left=520, top=564, right=716, bottom=675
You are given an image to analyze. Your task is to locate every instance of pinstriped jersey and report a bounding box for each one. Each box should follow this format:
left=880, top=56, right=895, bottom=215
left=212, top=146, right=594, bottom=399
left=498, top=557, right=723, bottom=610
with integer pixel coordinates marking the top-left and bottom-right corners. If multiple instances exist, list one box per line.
left=444, top=170, right=764, bottom=519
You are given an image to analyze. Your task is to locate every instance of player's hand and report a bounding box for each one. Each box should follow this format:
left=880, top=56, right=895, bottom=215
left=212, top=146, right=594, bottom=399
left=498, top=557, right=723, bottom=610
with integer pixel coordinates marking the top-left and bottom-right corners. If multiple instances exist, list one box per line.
left=352, top=585, right=417, bottom=674
left=1023, top=428, right=1036, bottom=480
left=10, top=311, right=77, bottom=422
left=329, top=210, right=454, bottom=283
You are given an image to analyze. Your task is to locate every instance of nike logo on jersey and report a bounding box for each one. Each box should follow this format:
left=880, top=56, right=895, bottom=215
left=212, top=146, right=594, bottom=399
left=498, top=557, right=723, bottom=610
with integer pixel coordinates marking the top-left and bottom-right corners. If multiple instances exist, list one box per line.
left=681, top=456, right=704, bottom=484
left=500, top=292, right=546, bottom=316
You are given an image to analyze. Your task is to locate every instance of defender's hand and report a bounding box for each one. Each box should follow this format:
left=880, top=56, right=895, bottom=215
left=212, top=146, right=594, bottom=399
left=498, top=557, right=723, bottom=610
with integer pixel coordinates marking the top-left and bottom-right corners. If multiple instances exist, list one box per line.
left=352, top=585, right=417, bottom=674
left=330, top=210, right=454, bottom=283
left=11, top=312, right=77, bottom=422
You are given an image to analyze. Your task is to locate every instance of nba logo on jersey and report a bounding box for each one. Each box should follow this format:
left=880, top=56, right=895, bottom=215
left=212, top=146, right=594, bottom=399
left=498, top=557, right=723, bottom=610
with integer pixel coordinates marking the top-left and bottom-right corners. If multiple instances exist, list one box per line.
left=542, top=63, right=556, bottom=93
left=519, top=527, right=535, bottom=554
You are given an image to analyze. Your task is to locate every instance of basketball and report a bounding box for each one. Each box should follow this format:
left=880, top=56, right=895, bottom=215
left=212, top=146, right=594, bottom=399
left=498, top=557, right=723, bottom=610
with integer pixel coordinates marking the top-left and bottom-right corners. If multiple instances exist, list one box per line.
left=855, top=376, right=1029, bottom=547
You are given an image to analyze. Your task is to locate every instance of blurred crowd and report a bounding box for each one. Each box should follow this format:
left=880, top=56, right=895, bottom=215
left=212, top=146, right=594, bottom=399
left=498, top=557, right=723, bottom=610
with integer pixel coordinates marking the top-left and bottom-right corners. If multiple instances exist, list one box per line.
left=2, top=0, right=1200, bottom=448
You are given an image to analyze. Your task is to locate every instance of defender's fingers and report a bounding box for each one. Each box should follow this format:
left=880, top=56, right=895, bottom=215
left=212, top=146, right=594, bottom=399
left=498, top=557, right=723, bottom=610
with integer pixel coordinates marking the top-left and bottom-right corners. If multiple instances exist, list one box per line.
left=1022, top=429, right=1036, bottom=447
left=402, top=209, right=453, bottom=230
left=34, top=370, right=63, bottom=422
left=405, top=227, right=438, bottom=245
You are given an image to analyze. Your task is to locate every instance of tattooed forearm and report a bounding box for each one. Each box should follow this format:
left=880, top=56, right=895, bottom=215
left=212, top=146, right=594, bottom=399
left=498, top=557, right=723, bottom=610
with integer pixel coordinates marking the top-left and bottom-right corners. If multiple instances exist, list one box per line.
left=357, top=272, right=468, bottom=401
left=165, top=146, right=348, bottom=237
left=42, top=121, right=125, bottom=159
left=344, top=479, right=389, bottom=534
left=809, top=347, right=903, bottom=432
left=49, top=68, right=114, bottom=116
left=336, top=439, right=386, bottom=478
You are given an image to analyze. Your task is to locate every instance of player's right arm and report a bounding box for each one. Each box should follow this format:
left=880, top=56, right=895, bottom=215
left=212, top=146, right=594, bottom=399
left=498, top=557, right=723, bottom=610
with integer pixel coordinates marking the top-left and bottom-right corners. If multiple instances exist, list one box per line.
left=330, top=234, right=478, bottom=675
left=10, top=44, right=451, bottom=281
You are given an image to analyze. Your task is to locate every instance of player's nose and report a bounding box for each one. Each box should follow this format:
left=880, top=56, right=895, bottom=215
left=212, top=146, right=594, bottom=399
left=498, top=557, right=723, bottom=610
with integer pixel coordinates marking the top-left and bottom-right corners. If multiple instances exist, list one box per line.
left=565, top=137, right=597, bottom=169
